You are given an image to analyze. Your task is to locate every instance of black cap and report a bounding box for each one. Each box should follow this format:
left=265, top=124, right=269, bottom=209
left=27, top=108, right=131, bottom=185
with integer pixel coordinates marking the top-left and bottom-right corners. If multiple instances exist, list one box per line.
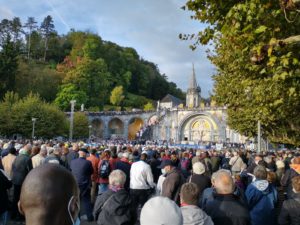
left=159, top=159, right=172, bottom=169
left=79, top=148, right=89, bottom=154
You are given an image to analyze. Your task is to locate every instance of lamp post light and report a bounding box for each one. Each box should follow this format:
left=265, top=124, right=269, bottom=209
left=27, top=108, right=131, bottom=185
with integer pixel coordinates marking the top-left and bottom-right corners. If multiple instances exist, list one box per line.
left=69, top=100, right=76, bottom=142
left=88, top=125, right=92, bottom=143
left=32, top=118, right=37, bottom=139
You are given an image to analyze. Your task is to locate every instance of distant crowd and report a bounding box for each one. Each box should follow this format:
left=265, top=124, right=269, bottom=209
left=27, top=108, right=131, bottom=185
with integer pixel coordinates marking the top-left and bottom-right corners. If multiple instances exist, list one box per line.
left=0, top=139, right=300, bottom=225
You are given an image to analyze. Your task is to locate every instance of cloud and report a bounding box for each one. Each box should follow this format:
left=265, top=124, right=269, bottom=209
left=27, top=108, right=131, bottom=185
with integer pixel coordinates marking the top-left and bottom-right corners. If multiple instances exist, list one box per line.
left=0, top=0, right=215, bottom=97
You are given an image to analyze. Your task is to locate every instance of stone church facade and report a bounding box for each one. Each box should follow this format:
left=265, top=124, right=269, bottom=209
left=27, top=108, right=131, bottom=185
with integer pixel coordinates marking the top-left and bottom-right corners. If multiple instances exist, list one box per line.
left=87, top=67, right=246, bottom=144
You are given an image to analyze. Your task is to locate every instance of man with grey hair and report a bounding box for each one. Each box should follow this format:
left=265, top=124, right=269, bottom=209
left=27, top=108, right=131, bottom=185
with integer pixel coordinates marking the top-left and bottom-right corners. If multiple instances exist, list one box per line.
left=204, top=170, right=250, bottom=225
left=93, top=169, right=136, bottom=225
left=31, top=145, right=47, bottom=168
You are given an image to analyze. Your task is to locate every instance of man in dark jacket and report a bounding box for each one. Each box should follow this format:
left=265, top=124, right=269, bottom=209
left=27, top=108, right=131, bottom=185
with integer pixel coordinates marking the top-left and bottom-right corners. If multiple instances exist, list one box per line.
left=93, top=170, right=136, bottom=225
left=281, top=157, right=300, bottom=199
left=66, top=143, right=79, bottom=169
left=161, top=159, right=185, bottom=205
left=0, top=169, right=12, bottom=224
left=11, top=145, right=32, bottom=219
left=114, top=152, right=131, bottom=190
left=204, top=170, right=250, bottom=225
left=70, top=148, right=93, bottom=221
left=278, top=176, right=300, bottom=225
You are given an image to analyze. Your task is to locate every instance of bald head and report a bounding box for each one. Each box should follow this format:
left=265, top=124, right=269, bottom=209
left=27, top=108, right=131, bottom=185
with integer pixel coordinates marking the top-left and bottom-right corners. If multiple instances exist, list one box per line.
left=214, top=170, right=235, bottom=194
left=19, top=164, right=79, bottom=225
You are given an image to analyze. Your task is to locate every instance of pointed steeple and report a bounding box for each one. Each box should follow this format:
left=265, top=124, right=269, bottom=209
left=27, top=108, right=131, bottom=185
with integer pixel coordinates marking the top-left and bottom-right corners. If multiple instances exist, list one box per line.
left=189, top=63, right=197, bottom=90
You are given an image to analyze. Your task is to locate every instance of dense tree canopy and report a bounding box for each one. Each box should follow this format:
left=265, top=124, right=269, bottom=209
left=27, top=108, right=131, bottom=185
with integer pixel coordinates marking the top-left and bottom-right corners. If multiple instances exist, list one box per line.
left=0, top=16, right=184, bottom=112
left=184, top=0, right=300, bottom=145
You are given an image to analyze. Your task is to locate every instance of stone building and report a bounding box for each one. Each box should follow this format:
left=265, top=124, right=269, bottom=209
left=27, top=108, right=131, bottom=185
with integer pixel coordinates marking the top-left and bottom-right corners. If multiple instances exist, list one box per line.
left=85, top=66, right=246, bottom=144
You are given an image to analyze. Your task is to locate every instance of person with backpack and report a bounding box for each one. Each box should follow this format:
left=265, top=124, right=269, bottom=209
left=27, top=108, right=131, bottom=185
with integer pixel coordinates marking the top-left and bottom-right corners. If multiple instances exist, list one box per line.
left=97, top=150, right=114, bottom=194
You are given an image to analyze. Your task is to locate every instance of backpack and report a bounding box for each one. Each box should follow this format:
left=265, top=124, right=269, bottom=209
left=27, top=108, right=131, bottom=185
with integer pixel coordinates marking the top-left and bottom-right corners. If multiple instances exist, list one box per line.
left=180, top=158, right=190, bottom=170
left=99, top=160, right=111, bottom=179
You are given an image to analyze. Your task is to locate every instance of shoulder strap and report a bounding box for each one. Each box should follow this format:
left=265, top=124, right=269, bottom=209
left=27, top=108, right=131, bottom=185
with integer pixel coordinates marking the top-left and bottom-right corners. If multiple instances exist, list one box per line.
left=231, top=157, right=239, bottom=167
left=101, top=193, right=115, bottom=210
left=189, top=175, right=192, bottom=183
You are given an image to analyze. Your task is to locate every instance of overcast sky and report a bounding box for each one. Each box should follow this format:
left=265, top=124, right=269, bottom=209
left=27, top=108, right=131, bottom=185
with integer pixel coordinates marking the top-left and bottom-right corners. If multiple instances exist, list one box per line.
left=0, top=0, right=215, bottom=97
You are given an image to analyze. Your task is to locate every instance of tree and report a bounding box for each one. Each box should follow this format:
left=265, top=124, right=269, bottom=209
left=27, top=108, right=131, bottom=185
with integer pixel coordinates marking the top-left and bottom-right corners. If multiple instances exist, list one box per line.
left=40, top=15, right=55, bottom=61
left=0, top=35, right=18, bottom=98
left=110, top=86, right=125, bottom=107
left=63, top=58, right=112, bottom=108
left=144, top=102, right=154, bottom=111
left=183, top=0, right=300, bottom=145
left=73, top=112, right=89, bottom=139
left=24, top=17, right=38, bottom=59
left=55, top=83, right=88, bottom=111
left=6, top=93, right=67, bottom=138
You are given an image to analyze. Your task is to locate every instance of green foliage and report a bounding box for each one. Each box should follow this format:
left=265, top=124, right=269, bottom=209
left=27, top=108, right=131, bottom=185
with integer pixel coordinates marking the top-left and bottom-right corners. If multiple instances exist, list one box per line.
left=63, top=58, right=112, bottom=108
left=110, top=86, right=125, bottom=106
left=144, top=102, right=155, bottom=111
left=123, top=93, right=150, bottom=108
left=73, top=112, right=89, bottom=139
left=184, top=0, right=300, bottom=145
left=0, top=92, right=67, bottom=138
left=15, top=59, right=64, bottom=101
left=55, top=83, right=88, bottom=111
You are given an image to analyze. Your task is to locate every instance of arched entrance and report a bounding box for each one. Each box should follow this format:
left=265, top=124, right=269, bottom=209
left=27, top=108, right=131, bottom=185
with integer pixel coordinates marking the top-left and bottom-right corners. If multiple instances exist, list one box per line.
left=108, top=118, right=124, bottom=138
left=91, top=119, right=104, bottom=138
left=128, top=117, right=144, bottom=140
left=179, top=113, right=219, bottom=143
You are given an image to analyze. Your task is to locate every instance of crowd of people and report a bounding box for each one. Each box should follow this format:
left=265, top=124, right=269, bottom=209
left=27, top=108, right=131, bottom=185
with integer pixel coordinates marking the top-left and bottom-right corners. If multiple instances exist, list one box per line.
left=0, top=139, right=300, bottom=225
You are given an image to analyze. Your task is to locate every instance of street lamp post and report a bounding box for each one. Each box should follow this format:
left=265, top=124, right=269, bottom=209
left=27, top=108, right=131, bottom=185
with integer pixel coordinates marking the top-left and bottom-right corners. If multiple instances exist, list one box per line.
left=257, top=120, right=261, bottom=153
left=88, top=125, right=92, bottom=143
left=69, top=100, right=76, bottom=142
left=32, top=118, right=37, bottom=139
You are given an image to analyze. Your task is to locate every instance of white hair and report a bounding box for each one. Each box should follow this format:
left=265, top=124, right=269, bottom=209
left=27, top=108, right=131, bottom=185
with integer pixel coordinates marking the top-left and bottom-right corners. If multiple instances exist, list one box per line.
left=109, top=169, right=126, bottom=187
left=214, top=170, right=234, bottom=194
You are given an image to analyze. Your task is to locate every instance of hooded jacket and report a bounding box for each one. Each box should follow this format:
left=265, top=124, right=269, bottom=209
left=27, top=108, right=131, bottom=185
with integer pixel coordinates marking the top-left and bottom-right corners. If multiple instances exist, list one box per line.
left=93, top=189, right=136, bottom=225
left=181, top=205, right=213, bottom=225
left=245, top=179, right=278, bottom=225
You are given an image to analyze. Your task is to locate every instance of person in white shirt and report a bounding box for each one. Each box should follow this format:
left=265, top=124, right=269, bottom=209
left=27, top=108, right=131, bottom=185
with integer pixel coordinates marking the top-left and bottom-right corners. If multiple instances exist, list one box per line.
left=31, top=145, right=47, bottom=168
left=130, top=153, right=155, bottom=210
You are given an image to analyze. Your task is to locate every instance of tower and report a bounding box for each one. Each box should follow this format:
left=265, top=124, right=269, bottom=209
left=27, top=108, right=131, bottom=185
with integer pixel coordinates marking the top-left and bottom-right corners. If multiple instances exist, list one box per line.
left=186, top=64, right=201, bottom=108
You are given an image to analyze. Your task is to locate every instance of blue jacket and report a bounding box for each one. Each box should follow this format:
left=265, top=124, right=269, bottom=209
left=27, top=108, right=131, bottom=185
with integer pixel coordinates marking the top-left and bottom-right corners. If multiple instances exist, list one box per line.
left=70, top=157, right=93, bottom=189
left=246, top=180, right=277, bottom=225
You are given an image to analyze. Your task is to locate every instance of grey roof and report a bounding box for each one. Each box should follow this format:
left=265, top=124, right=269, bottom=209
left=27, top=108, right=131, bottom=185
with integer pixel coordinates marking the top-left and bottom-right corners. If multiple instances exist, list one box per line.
left=161, top=94, right=183, bottom=105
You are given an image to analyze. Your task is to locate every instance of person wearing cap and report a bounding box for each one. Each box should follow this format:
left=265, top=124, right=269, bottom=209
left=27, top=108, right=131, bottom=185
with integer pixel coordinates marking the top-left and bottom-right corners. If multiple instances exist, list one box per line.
left=140, top=196, right=183, bottom=225
left=87, top=148, right=100, bottom=204
left=187, top=162, right=211, bottom=205
left=70, top=148, right=93, bottom=221
left=161, top=159, right=185, bottom=205
left=115, top=152, right=131, bottom=190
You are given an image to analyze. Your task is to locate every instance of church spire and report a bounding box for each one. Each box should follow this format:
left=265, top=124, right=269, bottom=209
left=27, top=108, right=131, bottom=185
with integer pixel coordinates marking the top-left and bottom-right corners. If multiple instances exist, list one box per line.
left=189, top=63, right=197, bottom=90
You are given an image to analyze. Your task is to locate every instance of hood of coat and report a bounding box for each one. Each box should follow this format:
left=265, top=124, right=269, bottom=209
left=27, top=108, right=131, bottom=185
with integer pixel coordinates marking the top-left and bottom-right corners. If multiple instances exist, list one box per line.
left=252, top=180, right=269, bottom=192
left=181, top=205, right=211, bottom=225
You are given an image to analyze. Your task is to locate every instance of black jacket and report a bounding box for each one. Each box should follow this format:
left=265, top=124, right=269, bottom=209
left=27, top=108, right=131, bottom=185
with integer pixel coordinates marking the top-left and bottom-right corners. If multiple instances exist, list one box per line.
left=115, top=160, right=131, bottom=190
left=278, top=192, right=300, bottom=225
left=0, top=170, right=12, bottom=214
left=162, top=168, right=185, bottom=205
left=281, top=169, right=300, bottom=199
left=205, top=193, right=250, bottom=225
left=11, top=154, right=32, bottom=185
left=93, top=189, right=136, bottom=225
left=187, top=174, right=211, bottom=196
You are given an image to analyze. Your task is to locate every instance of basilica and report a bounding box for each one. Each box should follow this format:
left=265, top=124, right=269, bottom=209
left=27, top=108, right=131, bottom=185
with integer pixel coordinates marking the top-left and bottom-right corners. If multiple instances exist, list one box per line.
left=87, top=66, right=246, bottom=144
